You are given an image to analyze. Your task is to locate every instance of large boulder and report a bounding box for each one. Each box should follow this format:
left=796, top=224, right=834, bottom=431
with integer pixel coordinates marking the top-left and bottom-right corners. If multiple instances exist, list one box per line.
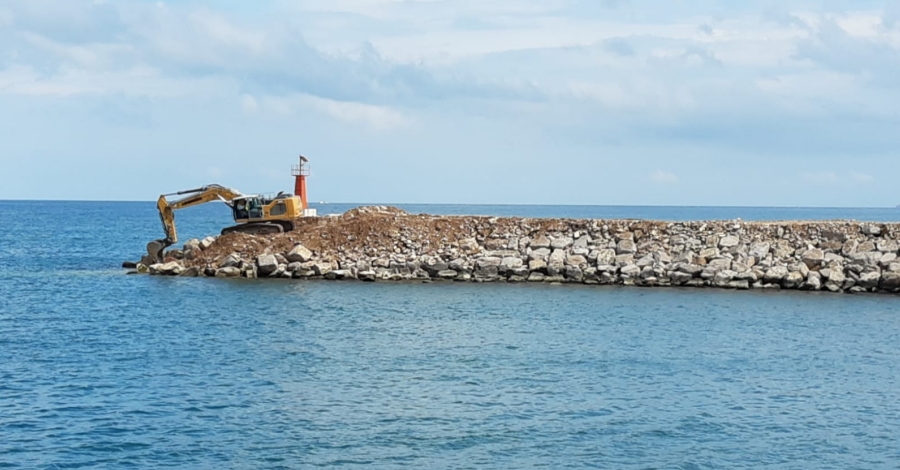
left=548, top=250, right=566, bottom=268
left=880, top=272, right=900, bottom=290
left=805, top=271, right=822, bottom=290
left=719, top=235, right=740, bottom=248
left=459, top=238, right=481, bottom=254
left=620, top=264, right=641, bottom=278
left=713, top=270, right=736, bottom=287
left=475, top=257, right=502, bottom=269
left=219, top=253, right=242, bottom=269
left=550, top=236, right=574, bottom=249
left=616, top=239, right=636, bottom=255
left=199, top=236, right=216, bottom=250
left=566, top=255, right=588, bottom=268
left=286, top=244, right=313, bottom=263
left=215, top=266, right=241, bottom=278
left=596, top=249, right=617, bottom=266
left=256, top=254, right=279, bottom=277
left=500, top=257, right=524, bottom=271
left=763, top=266, right=789, bottom=283
left=670, top=271, right=694, bottom=285
left=529, top=248, right=552, bottom=261
left=801, top=249, right=825, bottom=269
left=861, top=224, right=882, bottom=236
left=531, top=235, right=551, bottom=249
left=858, top=271, right=882, bottom=289
left=783, top=271, right=805, bottom=289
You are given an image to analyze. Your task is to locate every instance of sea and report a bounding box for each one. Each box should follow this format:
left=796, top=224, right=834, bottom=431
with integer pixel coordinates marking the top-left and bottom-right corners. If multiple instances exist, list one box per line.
left=2, top=201, right=900, bottom=469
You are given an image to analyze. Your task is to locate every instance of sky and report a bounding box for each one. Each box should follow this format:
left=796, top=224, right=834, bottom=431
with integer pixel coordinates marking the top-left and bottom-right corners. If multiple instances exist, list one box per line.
left=1, top=0, right=899, bottom=206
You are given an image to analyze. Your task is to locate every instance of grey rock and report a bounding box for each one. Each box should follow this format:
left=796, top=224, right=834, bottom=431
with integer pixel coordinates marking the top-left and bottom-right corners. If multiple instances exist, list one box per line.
left=615, top=254, right=634, bottom=266
left=312, top=261, right=336, bottom=276
left=529, top=248, right=552, bottom=261
left=877, top=239, right=899, bottom=253
left=459, top=238, right=481, bottom=254
left=215, top=266, right=241, bottom=278
left=719, top=235, right=740, bottom=248
left=565, top=266, right=584, bottom=282
left=548, top=250, right=567, bottom=267
left=529, top=259, right=548, bottom=272
left=596, top=249, right=617, bottom=265
left=713, top=270, right=736, bottom=286
left=857, top=240, right=877, bottom=253
left=616, top=239, right=636, bottom=255
left=850, top=252, right=881, bottom=267
left=829, top=269, right=846, bottom=284
left=764, top=266, right=789, bottom=283
left=179, top=267, right=200, bottom=277
left=677, top=264, right=704, bottom=276
left=500, top=257, right=524, bottom=271
left=422, top=261, right=450, bottom=276
left=749, top=242, right=771, bottom=259
left=199, top=236, right=216, bottom=250
left=861, top=224, right=882, bottom=236
left=880, top=272, right=900, bottom=290
left=620, top=264, right=641, bottom=278
left=531, top=235, right=551, bottom=249
left=805, top=271, right=822, bottom=290
left=219, top=253, right=242, bottom=269
left=256, top=254, right=279, bottom=277
left=565, top=255, right=588, bottom=267
left=879, top=253, right=897, bottom=267
left=707, top=258, right=732, bottom=272
left=551, top=236, right=574, bottom=249
left=858, top=271, right=881, bottom=289
left=801, top=249, right=825, bottom=269
left=287, top=244, right=314, bottom=263
left=476, top=257, right=502, bottom=269
left=636, top=255, right=655, bottom=268
left=698, top=247, right=719, bottom=260
left=183, top=238, right=201, bottom=253
left=435, top=269, right=459, bottom=279
left=670, top=271, right=694, bottom=285
left=527, top=272, right=546, bottom=282
left=783, top=271, right=805, bottom=288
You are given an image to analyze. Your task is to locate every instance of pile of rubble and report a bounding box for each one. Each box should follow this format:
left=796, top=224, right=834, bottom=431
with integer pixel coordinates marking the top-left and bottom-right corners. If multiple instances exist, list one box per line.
left=132, top=206, right=900, bottom=294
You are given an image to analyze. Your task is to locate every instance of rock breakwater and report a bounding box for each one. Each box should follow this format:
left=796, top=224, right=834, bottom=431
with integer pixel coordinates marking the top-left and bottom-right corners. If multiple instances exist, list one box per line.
left=134, top=206, right=900, bottom=294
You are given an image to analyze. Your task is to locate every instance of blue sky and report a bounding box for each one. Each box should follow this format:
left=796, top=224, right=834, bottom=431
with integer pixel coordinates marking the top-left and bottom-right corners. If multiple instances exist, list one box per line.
left=1, top=0, right=899, bottom=206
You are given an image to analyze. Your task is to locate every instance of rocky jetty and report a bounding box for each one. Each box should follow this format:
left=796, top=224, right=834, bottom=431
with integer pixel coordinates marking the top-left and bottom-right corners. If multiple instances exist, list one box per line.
left=134, top=206, right=900, bottom=294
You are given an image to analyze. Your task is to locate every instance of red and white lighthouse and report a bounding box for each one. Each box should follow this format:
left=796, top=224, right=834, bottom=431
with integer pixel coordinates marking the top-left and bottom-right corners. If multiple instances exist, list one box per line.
left=291, top=155, right=310, bottom=210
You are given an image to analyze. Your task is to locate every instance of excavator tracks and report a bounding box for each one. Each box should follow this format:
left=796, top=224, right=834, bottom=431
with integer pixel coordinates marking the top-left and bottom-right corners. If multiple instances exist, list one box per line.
left=221, top=221, right=295, bottom=236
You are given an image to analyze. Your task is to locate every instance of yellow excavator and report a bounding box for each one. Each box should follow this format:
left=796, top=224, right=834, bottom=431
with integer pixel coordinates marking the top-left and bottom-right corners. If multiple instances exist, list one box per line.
left=144, top=184, right=308, bottom=265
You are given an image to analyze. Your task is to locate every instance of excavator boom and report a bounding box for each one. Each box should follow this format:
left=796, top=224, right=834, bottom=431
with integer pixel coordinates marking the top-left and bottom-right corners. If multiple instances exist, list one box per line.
left=145, top=184, right=244, bottom=264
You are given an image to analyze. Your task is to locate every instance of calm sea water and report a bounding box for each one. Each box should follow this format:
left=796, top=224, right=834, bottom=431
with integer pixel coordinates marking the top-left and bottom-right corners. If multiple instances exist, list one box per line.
left=2, top=201, right=900, bottom=469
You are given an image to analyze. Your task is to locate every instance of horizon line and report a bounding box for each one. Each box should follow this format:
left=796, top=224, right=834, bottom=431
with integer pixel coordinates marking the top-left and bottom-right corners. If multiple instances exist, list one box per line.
left=0, top=199, right=897, bottom=210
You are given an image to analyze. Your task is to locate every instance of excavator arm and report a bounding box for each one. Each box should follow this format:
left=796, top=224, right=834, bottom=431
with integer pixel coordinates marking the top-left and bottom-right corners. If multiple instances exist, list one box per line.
left=145, top=184, right=243, bottom=265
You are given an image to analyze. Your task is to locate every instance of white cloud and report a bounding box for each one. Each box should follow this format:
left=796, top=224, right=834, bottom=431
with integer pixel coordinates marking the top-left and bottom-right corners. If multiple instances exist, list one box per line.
left=240, top=94, right=259, bottom=114
left=249, top=93, right=408, bottom=131
left=207, top=166, right=225, bottom=179
left=800, top=171, right=875, bottom=185
left=801, top=170, right=838, bottom=184
left=851, top=172, right=875, bottom=183
left=649, top=169, right=679, bottom=184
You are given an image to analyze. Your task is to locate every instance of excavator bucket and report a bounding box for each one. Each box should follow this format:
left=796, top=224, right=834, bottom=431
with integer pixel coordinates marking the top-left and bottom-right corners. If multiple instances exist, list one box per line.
left=144, top=238, right=172, bottom=266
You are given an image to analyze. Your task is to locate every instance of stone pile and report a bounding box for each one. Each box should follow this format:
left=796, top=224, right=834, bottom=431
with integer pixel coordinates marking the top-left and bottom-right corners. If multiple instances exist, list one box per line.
left=134, top=207, right=900, bottom=294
